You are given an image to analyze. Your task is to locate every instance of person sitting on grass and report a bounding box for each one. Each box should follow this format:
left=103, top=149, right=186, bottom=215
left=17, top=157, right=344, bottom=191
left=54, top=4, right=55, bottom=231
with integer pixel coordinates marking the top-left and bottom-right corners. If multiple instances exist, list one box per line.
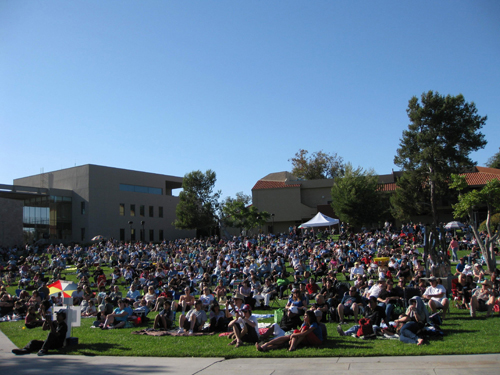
left=398, top=297, right=428, bottom=345
left=336, top=296, right=385, bottom=338
left=422, top=276, right=449, bottom=319
left=154, top=300, right=174, bottom=330
left=225, top=292, right=245, bottom=319
left=24, top=305, right=43, bottom=329
left=82, top=299, right=97, bottom=317
left=214, top=280, right=228, bottom=303
left=177, top=300, right=207, bottom=335
left=472, top=263, right=485, bottom=283
left=259, top=306, right=302, bottom=340
left=311, top=294, right=329, bottom=320
left=208, top=303, right=227, bottom=332
left=337, top=286, right=362, bottom=324
left=470, top=280, right=496, bottom=318
left=228, top=304, right=259, bottom=347
left=176, top=287, right=195, bottom=314
left=200, top=286, right=215, bottom=311
left=101, top=299, right=131, bottom=329
left=286, top=288, right=307, bottom=315
left=12, top=310, right=67, bottom=356
left=254, top=278, right=276, bottom=309
left=256, top=310, right=323, bottom=352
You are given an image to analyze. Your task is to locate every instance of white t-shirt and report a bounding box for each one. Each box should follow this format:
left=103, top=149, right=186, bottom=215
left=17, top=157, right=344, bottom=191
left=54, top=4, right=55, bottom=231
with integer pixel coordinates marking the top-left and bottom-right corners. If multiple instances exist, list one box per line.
left=424, top=284, right=446, bottom=302
left=237, top=315, right=259, bottom=338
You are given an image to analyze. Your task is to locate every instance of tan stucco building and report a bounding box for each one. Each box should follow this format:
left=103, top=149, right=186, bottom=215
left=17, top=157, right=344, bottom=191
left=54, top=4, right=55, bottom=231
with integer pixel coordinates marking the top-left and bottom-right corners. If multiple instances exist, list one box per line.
left=0, top=165, right=194, bottom=246
left=252, top=167, right=500, bottom=233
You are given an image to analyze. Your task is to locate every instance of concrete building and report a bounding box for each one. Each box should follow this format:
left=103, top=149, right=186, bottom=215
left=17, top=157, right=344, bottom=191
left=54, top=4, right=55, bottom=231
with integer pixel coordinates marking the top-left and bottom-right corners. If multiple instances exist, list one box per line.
left=0, top=165, right=193, bottom=246
left=251, top=171, right=336, bottom=234
left=252, top=167, right=500, bottom=233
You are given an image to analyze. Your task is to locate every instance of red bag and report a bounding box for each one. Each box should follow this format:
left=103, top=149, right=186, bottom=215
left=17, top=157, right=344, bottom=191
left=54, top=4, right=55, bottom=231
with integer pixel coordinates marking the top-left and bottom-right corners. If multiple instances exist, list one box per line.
left=356, top=318, right=374, bottom=337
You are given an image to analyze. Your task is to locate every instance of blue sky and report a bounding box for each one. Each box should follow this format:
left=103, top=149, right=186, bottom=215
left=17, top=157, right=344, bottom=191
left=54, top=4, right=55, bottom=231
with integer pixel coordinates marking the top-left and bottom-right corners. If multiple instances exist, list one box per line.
left=1, top=1, right=499, bottom=199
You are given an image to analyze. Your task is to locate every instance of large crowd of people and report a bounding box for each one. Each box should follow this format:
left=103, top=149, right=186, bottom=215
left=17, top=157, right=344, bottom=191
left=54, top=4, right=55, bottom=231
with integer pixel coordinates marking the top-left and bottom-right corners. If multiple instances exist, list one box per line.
left=1, top=221, right=499, bottom=354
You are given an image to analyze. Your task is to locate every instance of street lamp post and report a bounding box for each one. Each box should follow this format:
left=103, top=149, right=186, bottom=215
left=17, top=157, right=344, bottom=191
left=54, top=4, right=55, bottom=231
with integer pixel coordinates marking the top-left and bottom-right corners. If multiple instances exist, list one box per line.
left=271, top=213, right=275, bottom=234
left=128, top=221, right=133, bottom=242
left=140, top=221, right=145, bottom=242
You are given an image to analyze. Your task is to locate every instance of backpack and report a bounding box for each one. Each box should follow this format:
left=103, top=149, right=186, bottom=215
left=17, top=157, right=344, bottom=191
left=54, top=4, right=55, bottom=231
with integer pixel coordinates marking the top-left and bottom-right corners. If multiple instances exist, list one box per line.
left=356, top=318, right=374, bottom=337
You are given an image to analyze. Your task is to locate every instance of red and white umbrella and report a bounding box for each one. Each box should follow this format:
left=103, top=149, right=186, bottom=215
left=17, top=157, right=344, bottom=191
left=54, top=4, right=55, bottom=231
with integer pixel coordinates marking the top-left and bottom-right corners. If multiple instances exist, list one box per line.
left=47, top=280, right=78, bottom=298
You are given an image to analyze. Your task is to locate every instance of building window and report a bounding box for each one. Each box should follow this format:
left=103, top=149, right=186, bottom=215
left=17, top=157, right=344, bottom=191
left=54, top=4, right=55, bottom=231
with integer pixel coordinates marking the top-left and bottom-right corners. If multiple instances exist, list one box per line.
left=81, top=202, right=86, bottom=215
left=149, top=206, right=154, bottom=217
left=119, top=183, right=163, bottom=195
left=159, top=206, right=163, bottom=218
left=81, top=228, right=85, bottom=241
left=131, top=228, right=136, bottom=242
left=159, top=229, right=164, bottom=240
left=149, top=229, right=154, bottom=242
left=120, top=228, right=125, bottom=241
left=130, top=204, right=135, bottom=217
left=140, top=205, right=145, bottom=217
left=119, top=203, right=125, bottom=216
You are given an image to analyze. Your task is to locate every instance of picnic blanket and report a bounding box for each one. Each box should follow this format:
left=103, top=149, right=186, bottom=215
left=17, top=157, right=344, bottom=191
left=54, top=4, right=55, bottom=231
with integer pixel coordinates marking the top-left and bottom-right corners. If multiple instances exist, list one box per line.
left=132, top=329, right=216, bottom=337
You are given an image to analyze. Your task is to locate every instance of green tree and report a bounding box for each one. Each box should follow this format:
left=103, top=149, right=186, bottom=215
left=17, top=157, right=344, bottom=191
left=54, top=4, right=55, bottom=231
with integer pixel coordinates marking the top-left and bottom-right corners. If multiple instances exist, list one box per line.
left=330, top=163, right=386, bottom=228
left=394, top=91, right=487, bottom=228
left=390, top=171, right=430, bottom=221
left=289, top=149, right=344, bottom=180
left=221, top=194, right=269, bottom=235
left=486, top=147, right=500, bottom=169
left=174, top=170, right=221, bottom=237
left=450, top=174, right=500, bottom=273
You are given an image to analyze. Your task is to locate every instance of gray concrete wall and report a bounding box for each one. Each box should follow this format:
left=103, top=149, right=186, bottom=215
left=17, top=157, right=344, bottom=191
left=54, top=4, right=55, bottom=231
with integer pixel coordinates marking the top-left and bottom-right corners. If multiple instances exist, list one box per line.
left=0, top=197, right=23, bottom=248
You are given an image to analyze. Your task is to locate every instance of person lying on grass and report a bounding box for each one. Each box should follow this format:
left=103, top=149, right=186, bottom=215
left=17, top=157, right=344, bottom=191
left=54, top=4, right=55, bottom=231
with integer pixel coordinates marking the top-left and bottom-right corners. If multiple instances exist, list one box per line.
left=228, top=304, right=259, bottom=347
left=256, top=310, right=323, bottom=352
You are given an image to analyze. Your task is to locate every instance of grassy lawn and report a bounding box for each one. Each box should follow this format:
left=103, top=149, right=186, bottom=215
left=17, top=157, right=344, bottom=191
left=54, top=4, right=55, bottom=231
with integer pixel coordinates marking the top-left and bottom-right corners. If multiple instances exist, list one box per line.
left=2, top=303, right=499, bottom=358
left=1, top=248, right=499, bottom=358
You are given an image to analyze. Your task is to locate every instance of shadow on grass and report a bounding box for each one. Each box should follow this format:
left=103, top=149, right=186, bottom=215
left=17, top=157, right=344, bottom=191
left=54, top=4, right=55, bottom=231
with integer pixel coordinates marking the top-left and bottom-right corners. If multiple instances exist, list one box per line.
left=444, top=328, right=479, bottom=334
left=65, top=342, right=131, bottom=356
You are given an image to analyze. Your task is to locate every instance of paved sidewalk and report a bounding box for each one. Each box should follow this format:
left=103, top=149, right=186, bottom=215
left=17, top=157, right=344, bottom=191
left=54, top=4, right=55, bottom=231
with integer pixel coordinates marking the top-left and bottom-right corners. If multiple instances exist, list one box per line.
left=1, top=329, right=498, bottom=375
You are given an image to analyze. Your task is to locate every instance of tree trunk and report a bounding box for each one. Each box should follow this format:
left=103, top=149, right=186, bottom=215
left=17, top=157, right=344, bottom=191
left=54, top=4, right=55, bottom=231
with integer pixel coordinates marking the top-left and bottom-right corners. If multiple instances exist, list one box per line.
left=468, top=209, right=498, bottom=274
left=423, top=225, right=429, bottom=276
left=429, top=168, right=439, bottom=229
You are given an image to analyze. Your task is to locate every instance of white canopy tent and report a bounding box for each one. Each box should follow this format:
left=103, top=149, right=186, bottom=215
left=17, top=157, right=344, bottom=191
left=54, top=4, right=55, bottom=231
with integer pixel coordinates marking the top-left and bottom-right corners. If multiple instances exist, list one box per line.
left=299, top=212, right=340, bottom=228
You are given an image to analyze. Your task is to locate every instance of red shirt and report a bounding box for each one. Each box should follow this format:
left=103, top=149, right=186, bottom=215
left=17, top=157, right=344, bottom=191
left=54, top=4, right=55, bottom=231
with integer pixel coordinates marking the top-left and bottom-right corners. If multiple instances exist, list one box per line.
left=306, top=283, right=319, bottom=294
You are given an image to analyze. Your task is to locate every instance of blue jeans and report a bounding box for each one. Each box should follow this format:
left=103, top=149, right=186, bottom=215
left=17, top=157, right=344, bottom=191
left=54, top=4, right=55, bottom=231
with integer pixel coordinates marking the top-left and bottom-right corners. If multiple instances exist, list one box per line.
left=385, top=303, right=395, bottom=322
left=344, top=324, right=380, bottom=336
left=399, top=321, right=422, bottom=344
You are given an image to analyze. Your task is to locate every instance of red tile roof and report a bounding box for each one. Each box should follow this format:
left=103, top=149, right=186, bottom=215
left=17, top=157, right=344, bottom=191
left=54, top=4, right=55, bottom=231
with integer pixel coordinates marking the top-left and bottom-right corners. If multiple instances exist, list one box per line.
left=253, top=167, right=500, bottom=192
left=377, top=182, right=397, bottom=192
left=460, top=170, right=500, bottom=186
